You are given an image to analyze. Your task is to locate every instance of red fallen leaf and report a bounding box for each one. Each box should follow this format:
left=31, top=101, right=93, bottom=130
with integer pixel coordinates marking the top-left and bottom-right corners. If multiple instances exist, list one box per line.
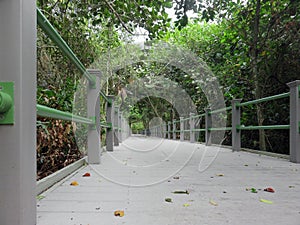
left=83, top=172, right=91, bottom=177
left=264, top=187, right=275, bottom=193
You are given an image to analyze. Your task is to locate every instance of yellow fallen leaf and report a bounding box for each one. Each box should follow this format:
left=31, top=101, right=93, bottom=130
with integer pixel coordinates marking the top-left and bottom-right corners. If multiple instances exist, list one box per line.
left=183, top=203, right=190, bottom=207
left=260, top=199, right=273, bottom=204
left=209, top=200, right=218, bottom=206
left=70, top=181, right=79, bottom=186
left=114, top=210, right=124, bottom=217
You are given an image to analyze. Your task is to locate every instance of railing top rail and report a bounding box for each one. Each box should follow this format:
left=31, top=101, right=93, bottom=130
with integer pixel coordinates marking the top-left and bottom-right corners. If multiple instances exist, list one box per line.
left=209, top=106, right=232, bottom=115
left=37, top=8, right=96, bottom=86
left=239, top=92, right=290, bottom=107
left=37, top=8, right=111, bottom=106
left=192, top=113, right=205, bottom=119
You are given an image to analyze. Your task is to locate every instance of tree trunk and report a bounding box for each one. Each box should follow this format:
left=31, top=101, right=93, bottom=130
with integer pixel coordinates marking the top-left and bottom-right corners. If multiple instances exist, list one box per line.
left=250, top=0, right=266, bottom=151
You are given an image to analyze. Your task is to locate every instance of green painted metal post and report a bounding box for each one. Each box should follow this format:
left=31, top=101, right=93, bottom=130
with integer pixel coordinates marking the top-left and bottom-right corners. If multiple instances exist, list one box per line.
left=287, top=80, right=300, bottom=163
left=106, top=96, right=114, bottom=151
left=87, top=69, right=101, bottom=164
left=205, top=108, right=212, bottom=146
left=232, top=99, right=242, bottom=151
left=0, top=0, right=36, bottom=224
left=190, top=113, right=195, bottom=143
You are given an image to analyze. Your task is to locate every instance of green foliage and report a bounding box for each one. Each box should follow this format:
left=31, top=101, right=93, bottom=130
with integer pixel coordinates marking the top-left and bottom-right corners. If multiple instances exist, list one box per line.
left=163, top=0, right=300, bottom=153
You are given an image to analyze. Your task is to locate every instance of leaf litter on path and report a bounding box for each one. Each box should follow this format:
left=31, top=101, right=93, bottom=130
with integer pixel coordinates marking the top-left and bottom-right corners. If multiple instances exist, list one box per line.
left=70, top=181, right=79, bottom=186
left=172, top=190, right=189, bottom=194
left=209, top=200, right=218, bottom=206
left=114, top=210, right=124, bottom=217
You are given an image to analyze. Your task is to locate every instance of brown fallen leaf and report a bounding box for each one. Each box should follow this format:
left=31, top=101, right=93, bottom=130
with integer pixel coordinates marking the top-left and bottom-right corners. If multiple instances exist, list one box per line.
left=70, top=181, right=79, bottom=186
left=216, top=173, right=224, bottom=177
left=114, top=210, right=124, bottom=217
left=83, top=172, right=91, bottom=177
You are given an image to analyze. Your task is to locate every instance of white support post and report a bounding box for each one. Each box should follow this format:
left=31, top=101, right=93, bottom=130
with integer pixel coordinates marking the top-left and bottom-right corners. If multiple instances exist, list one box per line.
left=114, top=106, right=119, bottom=146
left=168, top=121, right=171, bottom=139
left=0, top=1, right=36, bottom=224
left=173, top=120, right=176, bottom=140
left=232, top=99, right=242, bottom=152
left=106, top=96, right=114, bottom=151
left=190, top=113, right=195, bottom=143
left=118, top=111, right=122, bottom=143
left=205, top=108, right=212, bottom=146
left=180, top=117, right=184, bottom=141
left=287, top=80, right=300, bottom=163
left=87, top=70, right=101, bottom=164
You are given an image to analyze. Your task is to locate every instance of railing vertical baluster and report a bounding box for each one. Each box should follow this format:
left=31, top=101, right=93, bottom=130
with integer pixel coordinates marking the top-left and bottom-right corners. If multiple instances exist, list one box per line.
left=180, top=117, right=184, bottom=141
left=118, top=110, right=122, bottom=143
left=114, top=106, right=119, bottom=146
left=205, top=108, right=212, bottom=146
left=287, top=80, right=300, bottom=163
left=190, top=113, right=195, bottom=143
left=87, top=70, right=101, bottom=163
left=168, top=121, right=171, bottom=139
left=106, top=96, right=114, bottom=151
left=0, top=1, right=36, bottom=224
left=232, top=99, right=242, bottom=151
left=173, top=120, right=176, bottom=140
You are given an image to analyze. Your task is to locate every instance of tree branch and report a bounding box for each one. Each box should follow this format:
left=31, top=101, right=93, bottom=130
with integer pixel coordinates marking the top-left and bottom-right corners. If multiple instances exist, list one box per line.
left=103, top=0, right=134, bottom=34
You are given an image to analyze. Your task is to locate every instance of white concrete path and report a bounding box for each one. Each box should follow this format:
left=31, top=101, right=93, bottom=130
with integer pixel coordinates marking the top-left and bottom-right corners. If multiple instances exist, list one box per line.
left=37, top=136, right=300, bottom=225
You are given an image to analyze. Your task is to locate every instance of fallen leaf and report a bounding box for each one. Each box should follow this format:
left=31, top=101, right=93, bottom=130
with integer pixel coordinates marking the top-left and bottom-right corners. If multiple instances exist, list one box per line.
left=244, top=164, right=249, bottom=167
left=264, top=187, right=275, bottom=193
left=183, top=203, right=190, bottom=207
left=70, top=181, right=79, bottom=186
left=83, top=172, right=91, bottom=177
left=173, top=190, right=189, bottom=194
left=216, top=174, right=224, bottom=177
left=114, top=210, right=124, bottom=217
left=165, top=198, right=172, bottom=203
left=260, top=199, right=273, bottom=204
left=173, top=176, right=180, bottom=179
left=209, top=200, right=218, bottom=206
left=251, top=188, right=257, bottom=193
left=36, top=195, right=45, bottom=200
left=289, top=185, right=295, bottom=188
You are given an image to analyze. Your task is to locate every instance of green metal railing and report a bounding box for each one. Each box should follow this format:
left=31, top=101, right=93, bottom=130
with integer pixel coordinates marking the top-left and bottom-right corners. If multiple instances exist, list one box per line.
left=37, top=104, right=94, bottom=124
left=161, top=83, right=299, bottom=159
left=36, top=8, right=111, bottom=127
left=209, top=106, right=232, bottom=115
left=238, top=92, right=290, bottom=107
left=237, top=91, right=290, bottom=131
left=37, top=8, right=111, bottom=104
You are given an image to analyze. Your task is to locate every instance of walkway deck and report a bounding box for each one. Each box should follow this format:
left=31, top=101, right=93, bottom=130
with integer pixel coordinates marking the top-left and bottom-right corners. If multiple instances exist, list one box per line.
left=37, top=136, right=300, bottom=225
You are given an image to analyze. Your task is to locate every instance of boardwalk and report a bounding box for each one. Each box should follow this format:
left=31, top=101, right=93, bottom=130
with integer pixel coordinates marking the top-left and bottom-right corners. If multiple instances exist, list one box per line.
left=37, top=136, right=300, bottom=225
